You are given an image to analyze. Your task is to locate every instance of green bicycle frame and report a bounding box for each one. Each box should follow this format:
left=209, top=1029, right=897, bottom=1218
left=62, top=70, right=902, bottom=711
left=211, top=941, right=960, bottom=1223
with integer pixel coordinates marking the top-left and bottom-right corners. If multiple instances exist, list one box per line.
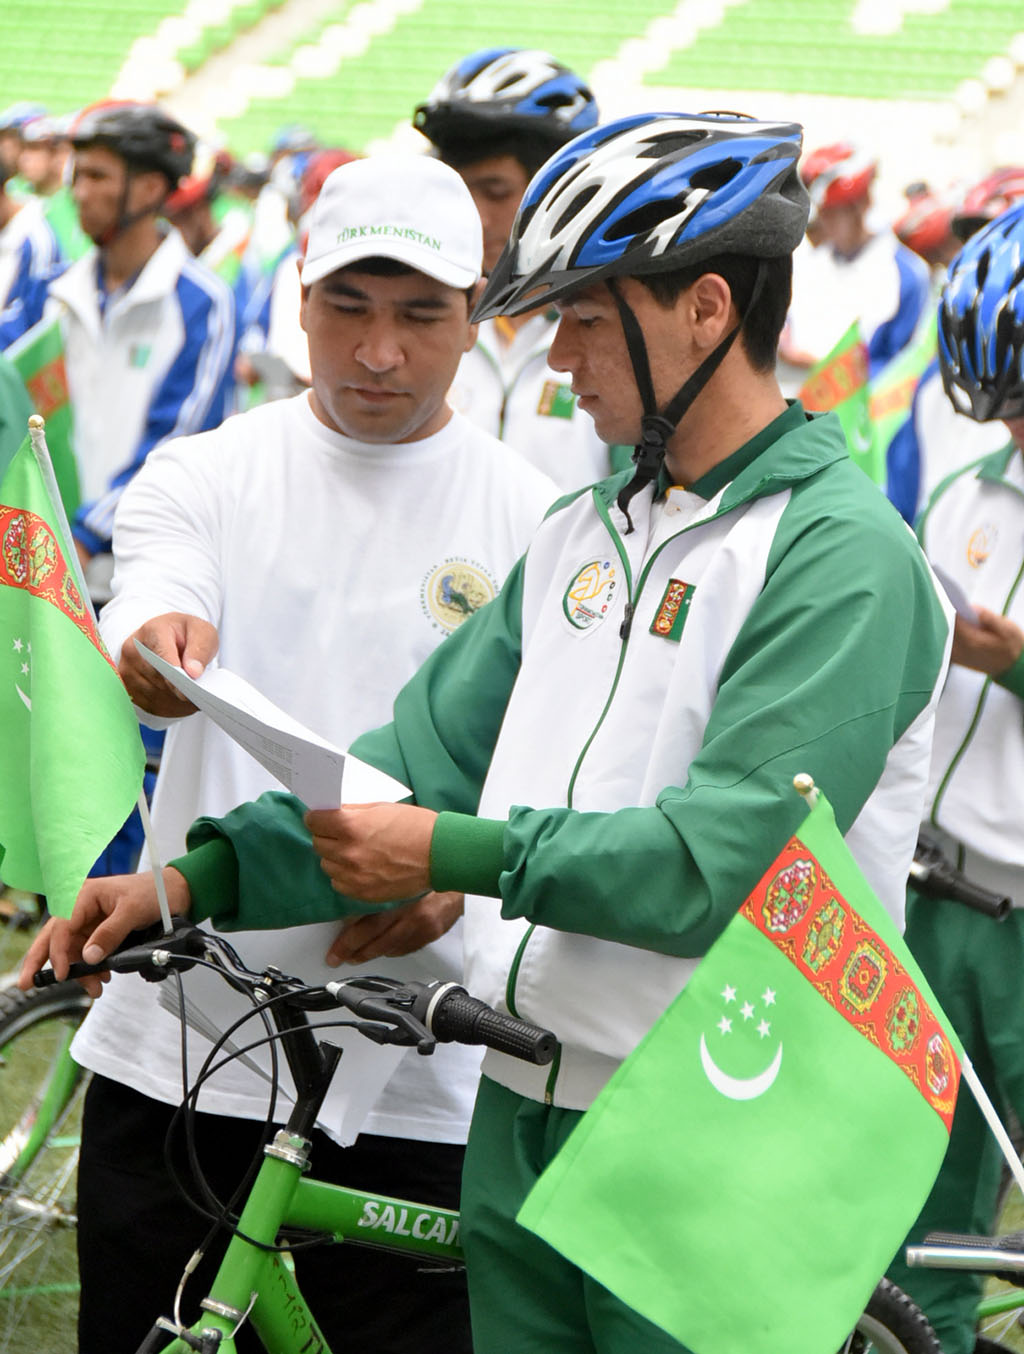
left=155, top=1128, right=462, bottom=1354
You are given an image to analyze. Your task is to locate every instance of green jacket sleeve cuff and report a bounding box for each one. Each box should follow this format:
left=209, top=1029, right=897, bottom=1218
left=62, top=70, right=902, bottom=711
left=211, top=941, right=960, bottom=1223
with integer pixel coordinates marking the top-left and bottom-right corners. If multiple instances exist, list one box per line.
left=430, top=812, right=506, bottom=897
left=995, top=649, right=1024, bottom=700
left=171, top=837, right=240, bottom=928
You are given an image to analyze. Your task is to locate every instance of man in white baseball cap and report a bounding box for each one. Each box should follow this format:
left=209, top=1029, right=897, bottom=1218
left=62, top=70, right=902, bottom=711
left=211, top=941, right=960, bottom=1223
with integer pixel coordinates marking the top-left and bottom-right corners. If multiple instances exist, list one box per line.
left=60, top=151, right=557, bottom=1354
left=301, top=152, right=483, bottom=289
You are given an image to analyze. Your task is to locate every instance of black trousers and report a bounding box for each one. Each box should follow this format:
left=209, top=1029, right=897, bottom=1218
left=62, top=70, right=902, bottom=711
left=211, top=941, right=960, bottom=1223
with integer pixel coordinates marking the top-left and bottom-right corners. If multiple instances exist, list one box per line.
left=76, top=1075, right=471, bottom=1354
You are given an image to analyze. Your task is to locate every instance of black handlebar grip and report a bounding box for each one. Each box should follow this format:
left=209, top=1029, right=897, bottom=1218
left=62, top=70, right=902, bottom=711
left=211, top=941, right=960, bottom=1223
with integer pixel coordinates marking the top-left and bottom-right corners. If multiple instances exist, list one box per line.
left=910, top=859, right=1011, bottom=920
left=426, top=984, right=557, bottom=1065
left=944, top=875, right=1011, bottom=921
left=32, top=959, right=108, bottom=987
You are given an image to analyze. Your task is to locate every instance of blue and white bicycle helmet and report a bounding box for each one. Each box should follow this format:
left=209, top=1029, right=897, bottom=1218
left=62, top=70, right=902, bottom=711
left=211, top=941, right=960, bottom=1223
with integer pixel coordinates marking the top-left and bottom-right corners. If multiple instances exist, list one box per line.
left=939, top=200, right=1024, bottom=423
left=474, top=112, right=808, bottom=526
left=413, top=48, right=597, bottom=151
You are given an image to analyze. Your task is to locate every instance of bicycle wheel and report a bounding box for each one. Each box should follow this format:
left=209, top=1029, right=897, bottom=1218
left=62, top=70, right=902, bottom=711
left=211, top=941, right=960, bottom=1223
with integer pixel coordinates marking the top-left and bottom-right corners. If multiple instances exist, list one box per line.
left=0, top=891, right=44, bottom=977
left=0, top=981, right=91, bottom=1354
left=839, top=1278, right=942, bottom=1354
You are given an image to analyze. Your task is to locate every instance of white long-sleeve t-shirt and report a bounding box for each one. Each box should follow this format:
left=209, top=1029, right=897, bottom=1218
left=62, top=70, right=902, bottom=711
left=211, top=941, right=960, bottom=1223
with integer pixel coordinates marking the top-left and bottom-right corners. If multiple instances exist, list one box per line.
left=71, top=392, right=557, bottom=1144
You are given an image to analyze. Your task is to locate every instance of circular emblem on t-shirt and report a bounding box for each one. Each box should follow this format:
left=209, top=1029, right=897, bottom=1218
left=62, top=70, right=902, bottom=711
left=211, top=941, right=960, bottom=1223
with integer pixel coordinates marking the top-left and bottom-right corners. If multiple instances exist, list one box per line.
left=421, top=559, right=497, bottom=633
left=562, top=558, right=618, bottom=631
left=967, top=522, right=998, bottom=568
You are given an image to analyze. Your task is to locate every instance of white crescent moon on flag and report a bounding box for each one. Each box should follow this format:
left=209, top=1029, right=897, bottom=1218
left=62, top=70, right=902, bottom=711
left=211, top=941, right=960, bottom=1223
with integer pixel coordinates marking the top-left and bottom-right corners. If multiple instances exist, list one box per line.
left=16, top=684, right=31, bottom=711
left=699, top=1033, right=783, bottom=1101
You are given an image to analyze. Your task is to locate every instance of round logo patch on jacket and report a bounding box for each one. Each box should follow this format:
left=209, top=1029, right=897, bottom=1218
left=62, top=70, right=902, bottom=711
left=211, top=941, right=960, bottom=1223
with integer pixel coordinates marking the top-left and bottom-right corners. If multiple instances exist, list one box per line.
left=966, top=522, right=998, bottom=568
left=562, top=558, right=618, bottom=630
left=421, top=559, right=496, bottom=633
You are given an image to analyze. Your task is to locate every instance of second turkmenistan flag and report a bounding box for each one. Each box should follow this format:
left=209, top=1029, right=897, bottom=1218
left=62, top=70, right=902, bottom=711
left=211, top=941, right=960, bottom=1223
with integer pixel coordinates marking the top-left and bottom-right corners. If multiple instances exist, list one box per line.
left=0, top=421, right=143, bottom=917
left=6, top=314, right=80, bottom=519
left=518, top=786, right=960, bottom=1354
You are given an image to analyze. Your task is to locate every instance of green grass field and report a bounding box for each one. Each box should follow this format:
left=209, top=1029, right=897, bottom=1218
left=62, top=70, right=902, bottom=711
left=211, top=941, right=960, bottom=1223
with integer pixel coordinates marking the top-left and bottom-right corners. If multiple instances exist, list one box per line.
left=0, top=913, right=83, bottom=1354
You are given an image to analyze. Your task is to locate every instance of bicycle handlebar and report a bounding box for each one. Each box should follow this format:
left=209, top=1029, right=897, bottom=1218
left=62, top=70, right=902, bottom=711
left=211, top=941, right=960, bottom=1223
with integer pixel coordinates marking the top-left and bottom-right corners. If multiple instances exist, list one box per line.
left=32, top=922, right=558, bottom=1066
left=907, top=1230, right=1024, bottom=1286
left=910, top=834, right=1011, bottom=920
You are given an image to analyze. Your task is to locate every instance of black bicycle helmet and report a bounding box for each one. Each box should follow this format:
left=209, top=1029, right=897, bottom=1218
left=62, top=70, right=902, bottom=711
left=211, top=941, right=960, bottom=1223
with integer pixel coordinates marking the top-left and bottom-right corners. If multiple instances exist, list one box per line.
left=413, top=47, right=597, bottom=153
left=474, top=111, right=808, bottom=528
left=938, top=200, right=1024, bottom=423
left=70, top=102, right=195, bottom=188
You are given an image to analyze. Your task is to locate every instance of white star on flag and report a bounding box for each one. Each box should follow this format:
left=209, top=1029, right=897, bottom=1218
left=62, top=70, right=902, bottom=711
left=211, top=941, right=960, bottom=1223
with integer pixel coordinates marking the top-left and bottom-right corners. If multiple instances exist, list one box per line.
left=717, top=1015, right=732, bottom=1035
left=721, top=984, right=736, bottom=1003
left=757, top=1019, right=771, bottom=1039
left=740, top=1002, right=754, bottom=1021
left=762, top=987, right=777, bottom=1006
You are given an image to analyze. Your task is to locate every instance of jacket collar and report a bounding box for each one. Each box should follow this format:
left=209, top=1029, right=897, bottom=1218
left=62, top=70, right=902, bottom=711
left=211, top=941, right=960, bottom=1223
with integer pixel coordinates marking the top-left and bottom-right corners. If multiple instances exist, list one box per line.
left=592, top=402, right=849, bottom=520
left=49, top=227, right=188, bottom=329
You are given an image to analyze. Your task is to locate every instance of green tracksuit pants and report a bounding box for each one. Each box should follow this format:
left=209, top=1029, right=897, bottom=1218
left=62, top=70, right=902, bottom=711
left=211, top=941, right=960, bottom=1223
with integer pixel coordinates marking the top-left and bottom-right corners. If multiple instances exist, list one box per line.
left=461, top=1076, right=694, bottom=1354
left=887, top=891, right=1024, bottom=1354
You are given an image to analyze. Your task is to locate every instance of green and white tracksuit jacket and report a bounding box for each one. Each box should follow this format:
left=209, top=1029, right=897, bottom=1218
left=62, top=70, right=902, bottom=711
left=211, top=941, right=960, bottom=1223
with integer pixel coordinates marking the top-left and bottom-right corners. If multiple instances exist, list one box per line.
left=917, top=441, right=1024, bottom=902
left=178, top=402, right=950, bottom=1112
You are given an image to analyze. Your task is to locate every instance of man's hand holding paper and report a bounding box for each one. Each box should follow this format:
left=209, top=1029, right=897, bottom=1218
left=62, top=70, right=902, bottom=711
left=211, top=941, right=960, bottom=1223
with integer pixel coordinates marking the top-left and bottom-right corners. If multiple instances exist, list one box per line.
left=120, top=612, right=219, bottom=716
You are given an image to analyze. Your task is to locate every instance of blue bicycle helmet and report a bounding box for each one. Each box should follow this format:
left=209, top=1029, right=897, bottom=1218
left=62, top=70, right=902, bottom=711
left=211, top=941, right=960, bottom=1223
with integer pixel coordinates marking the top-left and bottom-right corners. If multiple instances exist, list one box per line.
left=413, top=48, right=597, bottom=151
left=474, top=111, right=808, bottom=530
left=476, top=111, right=807, bottom=320
left=939, top=200, right=1024, bottom=423
left=0, top=102, right=47, bottom=133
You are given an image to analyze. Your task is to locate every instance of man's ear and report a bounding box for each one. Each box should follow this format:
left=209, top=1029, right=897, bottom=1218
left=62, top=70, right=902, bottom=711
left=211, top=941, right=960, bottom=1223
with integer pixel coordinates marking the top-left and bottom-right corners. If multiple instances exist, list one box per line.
left=136, top=169, right=172, bottom=216
left=465, top=277, right=486, bottom=352
left=689, top=273, right=734, bottom=350
left=298, top=272, right=311, bottom=334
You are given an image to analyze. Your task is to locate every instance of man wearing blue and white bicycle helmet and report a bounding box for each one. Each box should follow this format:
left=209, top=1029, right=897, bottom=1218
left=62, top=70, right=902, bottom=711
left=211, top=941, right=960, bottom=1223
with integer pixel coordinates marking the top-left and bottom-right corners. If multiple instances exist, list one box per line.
left=414, top=48, right=632, bottom=491
left=887, top=200, right=1024, bottom=1354
left=30, top=113, right=953, bottom=1353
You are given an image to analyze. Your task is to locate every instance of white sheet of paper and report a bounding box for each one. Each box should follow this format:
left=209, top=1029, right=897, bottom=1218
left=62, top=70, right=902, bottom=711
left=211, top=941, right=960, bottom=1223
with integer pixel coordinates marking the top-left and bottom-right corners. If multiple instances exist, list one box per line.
left=135, top=641, right=408, bottom=807
left=134, top=642, right=414, bottom=1143
left=930, top=564, right=980, bottom=623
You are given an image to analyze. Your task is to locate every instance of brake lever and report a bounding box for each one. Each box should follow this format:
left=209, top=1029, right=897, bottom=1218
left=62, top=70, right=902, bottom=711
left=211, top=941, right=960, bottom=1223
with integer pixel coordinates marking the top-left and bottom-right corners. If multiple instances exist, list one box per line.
left=324, top=978, right=436, bottom=1053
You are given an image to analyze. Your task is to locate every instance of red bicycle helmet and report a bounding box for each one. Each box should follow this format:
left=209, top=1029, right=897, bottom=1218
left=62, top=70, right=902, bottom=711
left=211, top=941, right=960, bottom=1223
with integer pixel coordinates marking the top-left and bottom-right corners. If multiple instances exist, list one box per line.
left=801, top=143, right=876, bottom=209
left=952, top=167, right=1024, bottom=242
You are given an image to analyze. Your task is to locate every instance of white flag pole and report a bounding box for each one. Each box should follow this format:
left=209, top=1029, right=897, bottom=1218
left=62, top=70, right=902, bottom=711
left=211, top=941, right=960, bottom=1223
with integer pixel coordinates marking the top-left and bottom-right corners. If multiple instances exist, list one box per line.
left=26, top=416, right=173, bottom=933
left=960, top=1053, right=1024, bottom=1197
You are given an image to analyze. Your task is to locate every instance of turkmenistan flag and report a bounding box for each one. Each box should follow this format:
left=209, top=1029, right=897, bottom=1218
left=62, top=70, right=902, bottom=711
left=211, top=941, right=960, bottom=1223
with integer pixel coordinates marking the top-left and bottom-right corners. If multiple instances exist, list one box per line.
left=799, top=322, right=880, bottom=485
left=869, top=309, right=938, bottom=467
left=0, top=423, right=143, bottom=916
left=519, top=787, right=960, bottom=1354
left=6, top=314, right=80, bottom=519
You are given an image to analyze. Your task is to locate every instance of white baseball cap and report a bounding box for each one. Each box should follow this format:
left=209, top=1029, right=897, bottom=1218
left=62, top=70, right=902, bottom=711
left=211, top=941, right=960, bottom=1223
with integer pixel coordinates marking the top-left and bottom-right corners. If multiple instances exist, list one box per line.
left=300, top=154, right=483, bottom=290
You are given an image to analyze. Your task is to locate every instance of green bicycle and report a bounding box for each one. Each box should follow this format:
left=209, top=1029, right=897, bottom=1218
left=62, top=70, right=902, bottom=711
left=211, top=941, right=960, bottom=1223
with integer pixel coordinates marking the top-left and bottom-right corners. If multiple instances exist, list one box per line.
left=27, top=921, right=941, bottom=1354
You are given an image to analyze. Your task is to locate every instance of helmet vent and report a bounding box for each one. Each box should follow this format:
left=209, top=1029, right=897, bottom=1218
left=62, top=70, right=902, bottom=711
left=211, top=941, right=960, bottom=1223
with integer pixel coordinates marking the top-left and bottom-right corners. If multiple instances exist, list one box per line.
left=689, top=158, right=742, bottom=191
left=552, top=183, right=599, bottom=236
left=641, top=129, right=708, bottom=157
left=606, top=196, right=692, bottom=242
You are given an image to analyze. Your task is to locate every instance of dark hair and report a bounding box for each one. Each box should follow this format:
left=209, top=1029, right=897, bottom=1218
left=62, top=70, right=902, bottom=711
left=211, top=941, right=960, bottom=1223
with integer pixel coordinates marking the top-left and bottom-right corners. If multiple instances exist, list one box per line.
left=332, top=255, right=476, bottom=308
left=435, top=132, right=560, bottom=183
left=638, top=253, right=792, bottom=373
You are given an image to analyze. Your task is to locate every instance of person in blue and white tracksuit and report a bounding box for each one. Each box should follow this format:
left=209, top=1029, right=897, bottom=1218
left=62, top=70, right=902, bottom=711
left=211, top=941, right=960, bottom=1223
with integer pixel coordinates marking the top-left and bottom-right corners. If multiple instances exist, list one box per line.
left=0, top=101, right=236, bottom=566
left=887, top=200, right=1024, bottom=1354
left=0, top=161, right=60, bottom=310
left=779, top=142, right=931, bottom=388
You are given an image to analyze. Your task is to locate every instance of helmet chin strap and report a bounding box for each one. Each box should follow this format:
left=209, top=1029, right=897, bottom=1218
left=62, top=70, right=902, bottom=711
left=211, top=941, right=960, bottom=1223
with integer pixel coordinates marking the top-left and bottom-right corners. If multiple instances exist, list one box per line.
left=607, top=262, right=767, bottom=533
left=91, top=169, right=163, bottom=249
